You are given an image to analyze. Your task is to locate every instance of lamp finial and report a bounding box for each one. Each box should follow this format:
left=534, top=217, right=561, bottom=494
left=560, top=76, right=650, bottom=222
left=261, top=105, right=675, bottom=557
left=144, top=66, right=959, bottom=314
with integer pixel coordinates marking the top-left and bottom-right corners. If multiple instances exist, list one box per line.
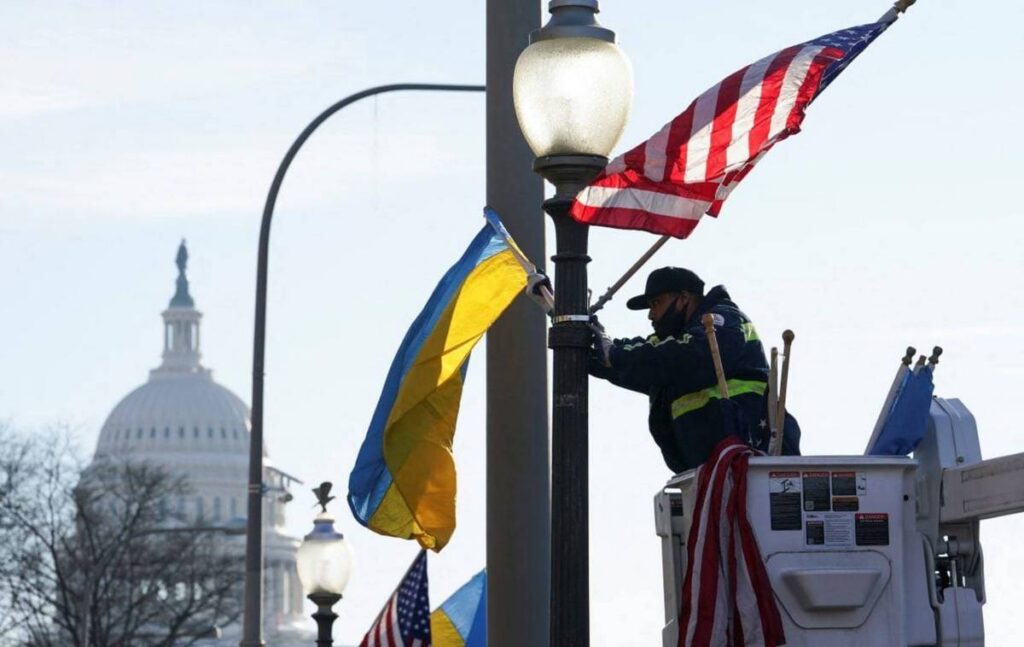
left=312, top=482, right=336, bottom=513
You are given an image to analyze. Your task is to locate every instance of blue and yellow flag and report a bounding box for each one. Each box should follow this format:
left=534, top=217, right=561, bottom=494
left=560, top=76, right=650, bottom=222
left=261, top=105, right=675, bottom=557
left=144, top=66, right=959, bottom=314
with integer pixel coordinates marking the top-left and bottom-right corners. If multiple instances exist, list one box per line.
left=348, top=209, right=534, bottom=550
left=431, top=570, right=486, bottom=647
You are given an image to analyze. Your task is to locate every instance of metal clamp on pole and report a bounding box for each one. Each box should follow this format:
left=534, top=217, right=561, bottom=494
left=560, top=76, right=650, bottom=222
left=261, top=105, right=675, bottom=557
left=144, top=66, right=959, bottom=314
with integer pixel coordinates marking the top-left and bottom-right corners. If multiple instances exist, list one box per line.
left=552, top=314, right=593, bottom=324
left=548, top=323, right=593, bottom=349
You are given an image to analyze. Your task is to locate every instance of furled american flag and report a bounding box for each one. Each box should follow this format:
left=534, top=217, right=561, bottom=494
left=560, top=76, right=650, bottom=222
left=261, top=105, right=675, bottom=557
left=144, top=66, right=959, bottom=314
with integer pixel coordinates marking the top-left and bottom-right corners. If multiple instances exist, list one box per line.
left=678, top=436, right=784, bottom=647
left=571, top=14, right=899, bottom=239
left=360, top=550, right=432, bottom=647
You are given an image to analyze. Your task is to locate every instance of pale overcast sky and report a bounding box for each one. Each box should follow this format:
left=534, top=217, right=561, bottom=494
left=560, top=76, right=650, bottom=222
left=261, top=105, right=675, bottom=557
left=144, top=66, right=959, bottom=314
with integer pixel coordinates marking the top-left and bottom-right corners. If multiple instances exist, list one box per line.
left=2, top=1, right=1023, bottom=645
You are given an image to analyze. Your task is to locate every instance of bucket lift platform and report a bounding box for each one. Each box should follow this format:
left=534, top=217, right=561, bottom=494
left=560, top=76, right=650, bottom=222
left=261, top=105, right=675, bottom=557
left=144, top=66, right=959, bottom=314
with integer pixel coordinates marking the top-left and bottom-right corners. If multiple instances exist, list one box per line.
left=654, top=398, right=1024, bottom=646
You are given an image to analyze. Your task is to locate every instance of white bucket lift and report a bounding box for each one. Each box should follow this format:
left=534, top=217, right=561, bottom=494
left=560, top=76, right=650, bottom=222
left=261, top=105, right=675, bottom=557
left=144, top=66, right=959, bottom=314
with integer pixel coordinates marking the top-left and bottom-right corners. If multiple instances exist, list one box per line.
left=654, top=398, right=1024, bottom=646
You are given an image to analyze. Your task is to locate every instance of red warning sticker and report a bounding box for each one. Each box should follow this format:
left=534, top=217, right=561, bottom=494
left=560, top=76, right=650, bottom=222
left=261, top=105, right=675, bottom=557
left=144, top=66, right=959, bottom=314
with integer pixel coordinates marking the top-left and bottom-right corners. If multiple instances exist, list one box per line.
left=855, top=513, right=890, bottom=546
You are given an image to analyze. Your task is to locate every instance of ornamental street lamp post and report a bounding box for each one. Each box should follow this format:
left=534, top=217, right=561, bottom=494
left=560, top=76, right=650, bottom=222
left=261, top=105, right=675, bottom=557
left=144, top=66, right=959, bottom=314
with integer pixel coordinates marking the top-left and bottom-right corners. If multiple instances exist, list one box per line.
left=512, top=2, right=633, bottom=645
left=296, top=483, right=354, bottom=647
left=240, top=83, right=483, bottom=647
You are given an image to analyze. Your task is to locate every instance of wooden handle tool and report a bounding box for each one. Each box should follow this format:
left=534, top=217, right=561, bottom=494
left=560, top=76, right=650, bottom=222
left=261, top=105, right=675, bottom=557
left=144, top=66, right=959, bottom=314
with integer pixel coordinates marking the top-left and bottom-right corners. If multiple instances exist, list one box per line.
left=702, top=314, right=730, bottom=400
left=774, top=329, right=795, bottom=454
left=767, top=347, right=781, bottom=456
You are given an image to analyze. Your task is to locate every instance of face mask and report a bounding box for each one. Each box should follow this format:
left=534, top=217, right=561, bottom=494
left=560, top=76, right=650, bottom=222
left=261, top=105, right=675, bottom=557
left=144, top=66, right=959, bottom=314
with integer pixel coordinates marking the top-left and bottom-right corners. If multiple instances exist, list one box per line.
left=653, top=296, right=689, bottom=339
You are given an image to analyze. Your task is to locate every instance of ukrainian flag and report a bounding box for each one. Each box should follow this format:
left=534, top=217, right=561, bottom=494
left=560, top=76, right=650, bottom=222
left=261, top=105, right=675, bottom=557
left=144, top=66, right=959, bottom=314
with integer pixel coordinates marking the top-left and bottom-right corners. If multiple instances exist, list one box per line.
left=431, top=570, right=487, bottom=647
left=348, top=209, right=535, bottom=550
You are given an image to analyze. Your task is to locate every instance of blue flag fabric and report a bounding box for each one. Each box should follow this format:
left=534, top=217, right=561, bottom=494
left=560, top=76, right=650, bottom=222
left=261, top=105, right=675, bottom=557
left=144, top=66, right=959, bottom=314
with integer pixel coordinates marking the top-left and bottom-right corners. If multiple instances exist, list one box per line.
left=430, top=570, right=486, bottom=647
left=868, top=366, right=935, bottom=455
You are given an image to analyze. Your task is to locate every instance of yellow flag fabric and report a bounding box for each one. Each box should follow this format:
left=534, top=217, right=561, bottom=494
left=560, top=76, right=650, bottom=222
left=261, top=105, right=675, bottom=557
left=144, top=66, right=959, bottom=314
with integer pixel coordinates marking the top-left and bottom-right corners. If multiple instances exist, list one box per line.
left=348, top=209, right=531, bottom=550
left=430, top=570, right=486, bottom=647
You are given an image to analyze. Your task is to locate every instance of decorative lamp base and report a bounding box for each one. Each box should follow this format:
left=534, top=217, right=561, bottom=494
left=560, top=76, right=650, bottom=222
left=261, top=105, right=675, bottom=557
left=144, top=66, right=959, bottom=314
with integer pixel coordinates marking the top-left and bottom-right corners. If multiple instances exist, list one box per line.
left=308, top=592, right=342, bottom=647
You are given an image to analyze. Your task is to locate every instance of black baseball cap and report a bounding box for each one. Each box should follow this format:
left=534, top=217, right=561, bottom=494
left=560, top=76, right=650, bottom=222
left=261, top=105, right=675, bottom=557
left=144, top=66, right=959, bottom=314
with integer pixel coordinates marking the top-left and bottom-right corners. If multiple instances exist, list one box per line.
left=625, top=267, right=705, bottom=310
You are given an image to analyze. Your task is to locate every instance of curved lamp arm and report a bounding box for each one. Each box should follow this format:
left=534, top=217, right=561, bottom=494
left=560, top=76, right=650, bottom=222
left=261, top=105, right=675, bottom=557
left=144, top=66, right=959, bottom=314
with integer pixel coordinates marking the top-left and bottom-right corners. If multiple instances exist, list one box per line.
left=240, top=82, right=485, bottom=647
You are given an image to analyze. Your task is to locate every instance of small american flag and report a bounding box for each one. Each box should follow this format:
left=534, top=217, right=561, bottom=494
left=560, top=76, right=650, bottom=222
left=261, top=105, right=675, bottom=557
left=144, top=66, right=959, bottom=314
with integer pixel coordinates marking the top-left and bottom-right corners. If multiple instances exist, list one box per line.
left=360, top=550, right=432, bottom=647
left=571, top=16, right=896, bottom=238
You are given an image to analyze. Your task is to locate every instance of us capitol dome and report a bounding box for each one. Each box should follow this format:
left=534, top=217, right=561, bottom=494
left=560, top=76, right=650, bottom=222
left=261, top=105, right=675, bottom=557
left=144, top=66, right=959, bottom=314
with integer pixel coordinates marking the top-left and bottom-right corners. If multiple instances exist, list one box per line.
left=90, top=241, right=309, bottom=643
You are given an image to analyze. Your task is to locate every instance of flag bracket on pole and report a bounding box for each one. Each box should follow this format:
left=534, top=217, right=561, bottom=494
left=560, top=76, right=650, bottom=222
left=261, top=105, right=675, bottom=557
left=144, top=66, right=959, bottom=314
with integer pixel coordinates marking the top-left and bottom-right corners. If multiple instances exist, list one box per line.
left=552, top=314, right=592, bottom=324
left=894, top=0, right=916, bottom=14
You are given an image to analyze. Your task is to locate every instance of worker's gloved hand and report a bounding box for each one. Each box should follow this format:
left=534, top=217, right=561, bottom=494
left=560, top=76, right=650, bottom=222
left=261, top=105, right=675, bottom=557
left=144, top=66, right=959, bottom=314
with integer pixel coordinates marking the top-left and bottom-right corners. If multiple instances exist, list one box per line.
left=589, top=321, right=613, bottom=367
left=525, top=271, right=554, bottom=315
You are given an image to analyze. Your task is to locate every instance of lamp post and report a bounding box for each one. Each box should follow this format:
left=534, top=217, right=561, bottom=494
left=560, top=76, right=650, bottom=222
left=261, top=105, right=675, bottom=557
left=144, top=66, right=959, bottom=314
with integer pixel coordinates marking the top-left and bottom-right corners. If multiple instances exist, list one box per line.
left=512, top=2, right=632, bottom=645
left=295, top=482, right=353, bottom=647
left=240, top=83, right=484, bottom=647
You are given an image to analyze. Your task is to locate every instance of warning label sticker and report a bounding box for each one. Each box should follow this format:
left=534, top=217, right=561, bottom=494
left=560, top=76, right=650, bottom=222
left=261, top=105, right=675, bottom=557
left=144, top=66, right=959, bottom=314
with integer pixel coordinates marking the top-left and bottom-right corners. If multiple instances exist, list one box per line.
left=769, top=472, right=802, bottom=531
left=831, top=471, right=857, bottom=496
left=802, top=472, right=831, bottom=511
left=805, top=518, right=824, bottom=544
left=855, top=513, right=890, bottom=546
left=832, top=496, right=860, bottom=512
left=805, top=513, right=854, bottom=547
left=770, top=472, right=802, bottom=494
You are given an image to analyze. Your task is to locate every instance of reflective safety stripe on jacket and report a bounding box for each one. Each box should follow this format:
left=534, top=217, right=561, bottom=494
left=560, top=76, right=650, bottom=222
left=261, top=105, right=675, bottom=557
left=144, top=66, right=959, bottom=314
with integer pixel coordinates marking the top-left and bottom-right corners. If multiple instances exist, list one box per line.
left=671, top=378, right=768, bottom=419
left=740, top=322, right=759, bottom=342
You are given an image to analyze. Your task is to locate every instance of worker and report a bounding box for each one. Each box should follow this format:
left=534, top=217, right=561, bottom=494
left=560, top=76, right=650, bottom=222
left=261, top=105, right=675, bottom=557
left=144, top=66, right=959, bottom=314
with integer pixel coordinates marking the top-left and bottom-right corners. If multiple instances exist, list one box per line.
left=589, top=266, right=800, bottom=472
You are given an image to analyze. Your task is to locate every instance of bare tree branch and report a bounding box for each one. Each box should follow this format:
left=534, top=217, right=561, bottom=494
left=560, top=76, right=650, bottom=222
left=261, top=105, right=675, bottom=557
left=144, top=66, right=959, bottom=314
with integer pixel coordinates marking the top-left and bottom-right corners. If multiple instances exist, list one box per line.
left=0, top=427, right=242, bottom=647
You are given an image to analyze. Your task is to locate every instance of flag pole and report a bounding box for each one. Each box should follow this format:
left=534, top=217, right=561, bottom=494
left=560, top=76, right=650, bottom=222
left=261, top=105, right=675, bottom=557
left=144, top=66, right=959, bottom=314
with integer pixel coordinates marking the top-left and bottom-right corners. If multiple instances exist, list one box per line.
left=589, top=234, right=671, bottom=314
left=772, top=330, right=795, bottom=456
left=767, top=347, right=780, bottom=454
left=702, top=314, right=731, bottom=399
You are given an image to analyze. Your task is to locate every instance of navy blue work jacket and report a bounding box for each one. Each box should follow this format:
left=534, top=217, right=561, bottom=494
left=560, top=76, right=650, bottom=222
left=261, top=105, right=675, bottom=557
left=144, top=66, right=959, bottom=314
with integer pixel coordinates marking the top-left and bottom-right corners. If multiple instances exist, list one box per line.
left=590, top=285, right=800, bottom=472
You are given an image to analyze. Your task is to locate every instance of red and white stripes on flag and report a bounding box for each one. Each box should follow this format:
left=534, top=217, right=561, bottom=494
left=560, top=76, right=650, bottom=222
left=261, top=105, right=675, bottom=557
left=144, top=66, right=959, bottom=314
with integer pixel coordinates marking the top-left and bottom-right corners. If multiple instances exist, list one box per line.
left=361, top=592, right=429, bottom=647
left=571, top=19, right=894, bottom=239
left=360, top=550, right=432, bottom=647
left=361, top=594, right=413, bottom=647
left=678, top=436, right=784, bottom=647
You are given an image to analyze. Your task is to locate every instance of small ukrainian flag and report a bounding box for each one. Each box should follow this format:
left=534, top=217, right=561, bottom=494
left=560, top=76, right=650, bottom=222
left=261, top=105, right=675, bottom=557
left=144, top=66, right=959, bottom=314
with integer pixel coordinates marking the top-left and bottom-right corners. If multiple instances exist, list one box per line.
left=431, top=570, right=486, bottom=647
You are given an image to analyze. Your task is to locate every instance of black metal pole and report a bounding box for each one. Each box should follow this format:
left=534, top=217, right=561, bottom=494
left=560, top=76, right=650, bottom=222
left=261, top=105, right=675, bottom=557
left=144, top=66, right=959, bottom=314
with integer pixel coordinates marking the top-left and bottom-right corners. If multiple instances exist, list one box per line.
left=534, top=154, right=606, bottom=647
left=308, top=592, right=342, bottom=646
left=240, top=83, right=485, bottom=647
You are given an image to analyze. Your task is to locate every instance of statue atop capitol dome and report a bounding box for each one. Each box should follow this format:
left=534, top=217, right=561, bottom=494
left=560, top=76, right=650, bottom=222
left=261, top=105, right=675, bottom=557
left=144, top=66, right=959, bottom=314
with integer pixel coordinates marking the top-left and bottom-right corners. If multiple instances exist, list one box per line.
left=90, top=240, right=310, bottom=644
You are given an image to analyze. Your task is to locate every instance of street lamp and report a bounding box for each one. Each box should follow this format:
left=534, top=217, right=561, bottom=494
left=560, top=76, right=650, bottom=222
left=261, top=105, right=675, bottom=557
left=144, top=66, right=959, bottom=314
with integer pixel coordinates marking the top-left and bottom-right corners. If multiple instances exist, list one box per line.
left=240, top=83, right=483, bottom=647
left=295, top=482, right=353, bottom=647
left=512, top=1, right=632, bottom=645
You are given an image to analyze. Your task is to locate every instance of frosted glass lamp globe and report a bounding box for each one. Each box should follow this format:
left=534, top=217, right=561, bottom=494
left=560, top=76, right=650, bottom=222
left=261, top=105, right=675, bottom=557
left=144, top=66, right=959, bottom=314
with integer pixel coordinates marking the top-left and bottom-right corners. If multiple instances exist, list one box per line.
left=296, top=512, right=353, bottom=596
left=513, top=35, right=633, bottom=158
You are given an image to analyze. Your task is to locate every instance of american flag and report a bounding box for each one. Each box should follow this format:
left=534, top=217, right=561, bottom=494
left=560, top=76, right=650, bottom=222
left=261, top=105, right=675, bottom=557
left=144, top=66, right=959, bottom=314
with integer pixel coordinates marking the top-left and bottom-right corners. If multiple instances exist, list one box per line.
left=360, top=550, right=432, bottom=647
left=678, top=437, right=784, bottom=647
left=571, top=16, right=897, bottom=239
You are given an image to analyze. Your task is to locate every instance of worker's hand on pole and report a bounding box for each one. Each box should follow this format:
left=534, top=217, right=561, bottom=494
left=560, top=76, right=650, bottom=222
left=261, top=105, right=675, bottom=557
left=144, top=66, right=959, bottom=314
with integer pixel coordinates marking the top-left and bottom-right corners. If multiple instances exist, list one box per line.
left=589, top=320, right=613, bottom=367
left=525, top=271, right=554, bottom=315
